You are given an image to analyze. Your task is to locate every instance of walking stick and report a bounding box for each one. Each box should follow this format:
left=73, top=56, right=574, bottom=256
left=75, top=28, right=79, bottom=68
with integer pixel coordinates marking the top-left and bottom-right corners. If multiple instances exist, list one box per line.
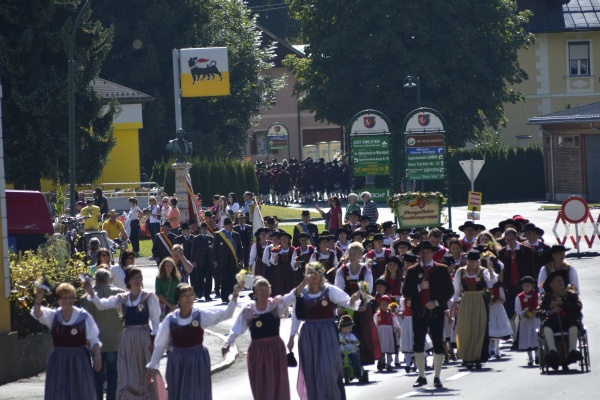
left=555, top=293, right=568, bottom=357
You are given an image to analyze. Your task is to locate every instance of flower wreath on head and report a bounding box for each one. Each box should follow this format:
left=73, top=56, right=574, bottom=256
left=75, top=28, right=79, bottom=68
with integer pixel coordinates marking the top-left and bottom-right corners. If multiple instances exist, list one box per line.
left=306, top=261, right=326, bottom=275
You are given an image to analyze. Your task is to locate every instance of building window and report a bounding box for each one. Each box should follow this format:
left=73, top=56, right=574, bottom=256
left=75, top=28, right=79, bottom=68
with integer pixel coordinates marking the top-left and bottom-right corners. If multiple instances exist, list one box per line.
left=557, top=135, right=580, bottom=147
left=569, top=41, right=590, bottom=76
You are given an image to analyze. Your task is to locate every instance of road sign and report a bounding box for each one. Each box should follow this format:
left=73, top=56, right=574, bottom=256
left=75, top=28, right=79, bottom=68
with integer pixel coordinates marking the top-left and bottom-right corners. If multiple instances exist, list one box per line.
left=407, top=159, right=444, bottom=168
left=353, top=164, right=390, bottom=175
left=468, top=191, right=482, bottom=211
left=267, top=123, right=289, bottom=150
left=406, top=134, right=444, bottom=148
left=405, top=112, right=445, bottom=132
left=406, top=147, right=445, bottom=155
left=459, top=159, right=485, bottom=181
left=561, top=196, right=589, bottom=224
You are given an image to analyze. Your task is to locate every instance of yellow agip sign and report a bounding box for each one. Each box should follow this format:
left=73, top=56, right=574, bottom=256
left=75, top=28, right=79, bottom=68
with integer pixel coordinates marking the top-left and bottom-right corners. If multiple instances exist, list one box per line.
left=179, top=47, right=230, bottom=97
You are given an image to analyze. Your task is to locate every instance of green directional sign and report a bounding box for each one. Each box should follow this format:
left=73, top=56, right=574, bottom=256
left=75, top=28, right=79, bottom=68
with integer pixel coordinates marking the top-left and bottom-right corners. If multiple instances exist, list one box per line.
left=351, top=134, right=391, bottom=176
left=407, top=160, right=444, bottom=168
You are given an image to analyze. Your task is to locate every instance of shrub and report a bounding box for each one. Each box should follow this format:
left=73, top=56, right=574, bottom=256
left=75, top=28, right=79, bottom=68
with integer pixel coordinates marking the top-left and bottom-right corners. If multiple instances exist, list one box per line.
left=10, top=235, right=90, bottom=338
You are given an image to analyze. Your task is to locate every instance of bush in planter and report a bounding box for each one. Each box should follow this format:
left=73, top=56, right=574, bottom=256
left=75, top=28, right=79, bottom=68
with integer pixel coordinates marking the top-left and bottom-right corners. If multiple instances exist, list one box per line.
left=10, top=235, right=90, bottom=338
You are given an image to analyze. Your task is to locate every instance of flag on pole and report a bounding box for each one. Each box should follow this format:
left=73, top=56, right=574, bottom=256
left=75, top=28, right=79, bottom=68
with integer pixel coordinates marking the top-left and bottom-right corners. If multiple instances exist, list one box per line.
left=252, top=199, right=265, bottom=234
left=185, top=173, right=201, bottom=222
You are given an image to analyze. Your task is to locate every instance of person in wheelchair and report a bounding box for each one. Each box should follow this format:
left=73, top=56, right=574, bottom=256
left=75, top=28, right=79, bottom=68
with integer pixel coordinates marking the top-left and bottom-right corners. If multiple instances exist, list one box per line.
left=536, top=269, right=583, bottom=364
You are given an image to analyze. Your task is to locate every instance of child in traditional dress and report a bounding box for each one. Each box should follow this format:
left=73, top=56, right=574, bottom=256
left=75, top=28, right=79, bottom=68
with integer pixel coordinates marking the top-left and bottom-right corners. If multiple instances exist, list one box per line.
left=487, top=263, right=512, bottom=359
left=515, top=276, right=540, bottom=366
left=398, top=295, right=414, bottom=372
left=374, top=295, right=401, bottom=371
left=339, top=315, right=363, bottom=381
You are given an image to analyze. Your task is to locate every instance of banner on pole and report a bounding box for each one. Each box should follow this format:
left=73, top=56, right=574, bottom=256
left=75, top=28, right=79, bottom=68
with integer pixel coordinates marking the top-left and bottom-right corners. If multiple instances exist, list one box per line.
left=179, top=47, right=230, bottom=97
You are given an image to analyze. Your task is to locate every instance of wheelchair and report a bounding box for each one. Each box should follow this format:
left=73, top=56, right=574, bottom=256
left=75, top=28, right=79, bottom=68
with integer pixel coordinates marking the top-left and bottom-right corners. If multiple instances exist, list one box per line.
left=538, top=323, right=590, bottom=374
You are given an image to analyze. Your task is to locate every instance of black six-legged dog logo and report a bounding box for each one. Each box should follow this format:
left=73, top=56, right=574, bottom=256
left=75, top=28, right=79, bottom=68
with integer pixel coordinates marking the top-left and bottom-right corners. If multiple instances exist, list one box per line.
left=188, top=57, right=223, bottom=84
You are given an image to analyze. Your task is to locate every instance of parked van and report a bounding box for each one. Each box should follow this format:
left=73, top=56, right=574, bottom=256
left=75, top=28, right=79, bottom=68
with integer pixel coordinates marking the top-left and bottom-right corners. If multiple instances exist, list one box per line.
left=6, top=190, right=54, bottom=253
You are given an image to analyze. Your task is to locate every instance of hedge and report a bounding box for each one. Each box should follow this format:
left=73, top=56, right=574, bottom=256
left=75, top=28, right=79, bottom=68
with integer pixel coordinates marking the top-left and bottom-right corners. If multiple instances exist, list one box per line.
left=151, top=157, right=259, bottom=200
left=413, top=146, right=546, bottom=203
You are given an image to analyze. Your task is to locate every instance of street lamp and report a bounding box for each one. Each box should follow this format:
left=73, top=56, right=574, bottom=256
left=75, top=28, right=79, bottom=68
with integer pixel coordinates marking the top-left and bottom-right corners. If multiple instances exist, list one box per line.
left=62, top=0, right=92, bottom=215
left=403, top=76, right=421, bottom=107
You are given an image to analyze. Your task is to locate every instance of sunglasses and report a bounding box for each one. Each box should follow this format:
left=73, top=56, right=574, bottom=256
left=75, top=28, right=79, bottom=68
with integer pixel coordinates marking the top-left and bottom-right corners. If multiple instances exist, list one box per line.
left=162, top=200, right=168, bottom=203
left=101, top=253, right=110, bottom=257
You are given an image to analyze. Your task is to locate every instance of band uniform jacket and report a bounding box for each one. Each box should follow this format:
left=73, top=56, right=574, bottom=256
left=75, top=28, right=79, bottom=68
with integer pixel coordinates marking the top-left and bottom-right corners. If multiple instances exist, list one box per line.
left=191, top=233, right=214, bottom=268
left=402, top=262, right=454, bottom=312
left=292, top=222, right=319, bottom=247
left=498, top=244, right=536, bottom=290
left=233, top=223, right=253, bottom=264
left=152, top=231, right=177, bottom=262
left=173, top=234, right=194, bottom=260
left=212, top=229, right=243, bottom=270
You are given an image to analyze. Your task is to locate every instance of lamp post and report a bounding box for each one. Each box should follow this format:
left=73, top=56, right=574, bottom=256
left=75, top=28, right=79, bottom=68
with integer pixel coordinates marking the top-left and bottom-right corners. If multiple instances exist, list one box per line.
left=403, top=76, right=421, bottom=107
left=66, top=0, right=91, bottom=215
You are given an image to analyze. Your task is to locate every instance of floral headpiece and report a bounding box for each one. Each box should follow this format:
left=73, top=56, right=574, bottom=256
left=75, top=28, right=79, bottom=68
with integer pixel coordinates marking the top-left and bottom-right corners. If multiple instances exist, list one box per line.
left=306, top=261, right=326, bottom=275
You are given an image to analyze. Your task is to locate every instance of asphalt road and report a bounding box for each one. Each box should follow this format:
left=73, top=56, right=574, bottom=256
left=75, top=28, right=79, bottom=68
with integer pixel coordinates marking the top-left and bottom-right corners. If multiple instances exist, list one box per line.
left=1, top=201, right=599, bottom=399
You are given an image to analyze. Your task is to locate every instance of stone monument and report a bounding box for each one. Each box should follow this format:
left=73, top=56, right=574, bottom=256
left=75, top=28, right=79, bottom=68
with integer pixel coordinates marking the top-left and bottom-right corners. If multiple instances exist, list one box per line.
left=167, top=129, right=193, bottom=222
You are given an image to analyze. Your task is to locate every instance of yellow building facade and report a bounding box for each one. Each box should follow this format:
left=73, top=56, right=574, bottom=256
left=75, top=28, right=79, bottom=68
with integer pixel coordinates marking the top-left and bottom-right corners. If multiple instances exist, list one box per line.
left=41, top=79, right=152, bottom=192
left=503, top=1, right=600, bottom=146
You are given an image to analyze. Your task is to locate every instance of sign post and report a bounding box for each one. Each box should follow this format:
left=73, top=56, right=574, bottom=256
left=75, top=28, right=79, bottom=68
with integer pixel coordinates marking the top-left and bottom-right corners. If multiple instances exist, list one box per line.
left=459, top=159, right=485, bottom=192
left=561, top=196, right=590, bottom=257
left=267, top=122, right=290, bottom=159
left=401, top=107, right=452, bottom=228
left=348, top=110, right=392, bottom=201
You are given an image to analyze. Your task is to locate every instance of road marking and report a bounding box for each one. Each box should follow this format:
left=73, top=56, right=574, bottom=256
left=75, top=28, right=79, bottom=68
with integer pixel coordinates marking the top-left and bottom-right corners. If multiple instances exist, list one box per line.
left=446, top=371, right=470, bottom=381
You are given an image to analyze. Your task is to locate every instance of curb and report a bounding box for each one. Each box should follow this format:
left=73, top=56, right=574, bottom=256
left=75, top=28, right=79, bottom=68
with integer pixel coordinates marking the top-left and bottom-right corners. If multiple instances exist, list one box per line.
left=205, top=329, right=238, bottom=374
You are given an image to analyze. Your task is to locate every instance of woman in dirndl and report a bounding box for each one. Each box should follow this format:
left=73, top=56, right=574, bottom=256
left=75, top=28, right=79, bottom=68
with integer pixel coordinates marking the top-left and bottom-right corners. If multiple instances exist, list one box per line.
left=289, top=262, right=361, bottom=400
left=334, top=242, right=381, bottom=365
left=146, top=283, right=241, bottom=400
left=32, top=282, right=101, bottom=400
left=84, top=267, right=161, bottom=399
left=223, top=276, right=310, bottom=400
left=269, top=231, right=296, bottom=296
left=249, top=228, right=271, bottom=277
left=451, top=249, right=498, bottom=369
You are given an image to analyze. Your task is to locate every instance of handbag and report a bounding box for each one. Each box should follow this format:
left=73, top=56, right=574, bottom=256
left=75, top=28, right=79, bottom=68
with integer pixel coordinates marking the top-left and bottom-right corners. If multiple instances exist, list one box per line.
left=287, top=352, right=298, bottom=367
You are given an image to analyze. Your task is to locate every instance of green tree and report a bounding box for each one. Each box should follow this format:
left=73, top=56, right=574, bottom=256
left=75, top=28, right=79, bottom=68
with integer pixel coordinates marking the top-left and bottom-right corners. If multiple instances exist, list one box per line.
left=285, top=0, right=533, bottom=147
left=94, top=0, right=285, bottom=175
left=0, top=0, right=118, bottom=189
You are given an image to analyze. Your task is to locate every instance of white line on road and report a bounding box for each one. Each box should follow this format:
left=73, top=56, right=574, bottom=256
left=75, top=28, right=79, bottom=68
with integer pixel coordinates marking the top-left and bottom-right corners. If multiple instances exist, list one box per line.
left=446, top=371, right=470, bottom=381
left=396, top=389, right=427, bottom=398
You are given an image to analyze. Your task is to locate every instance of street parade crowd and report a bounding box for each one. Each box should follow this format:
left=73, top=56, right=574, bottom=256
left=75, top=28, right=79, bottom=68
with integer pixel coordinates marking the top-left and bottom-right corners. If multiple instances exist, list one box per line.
left=31, top=180, right=586, bottom=399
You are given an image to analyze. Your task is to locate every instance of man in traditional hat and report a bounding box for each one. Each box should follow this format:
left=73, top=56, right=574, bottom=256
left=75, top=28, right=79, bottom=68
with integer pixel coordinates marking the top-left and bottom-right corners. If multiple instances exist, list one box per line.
left=381, top=221, right=396, bottom=248
left=521, top=222, right=550, bottom=276
left=536, top=269, right=583, bottom=364
left=233, top=212, right=252, bottom=268
left=212, top=217, right=243, bottom=303
left=498, top=227, right=536, bottom=343
left=152, top=221, right=176, bottom=265
left=173, top=222, right=194, bottom=260
left=292, top=210, right=319, bottom=247
left=403, top=240, right=454, bottom=389
left=191, top=222, right=215, bottom=300
left=458, top=221, right=477, bottom=251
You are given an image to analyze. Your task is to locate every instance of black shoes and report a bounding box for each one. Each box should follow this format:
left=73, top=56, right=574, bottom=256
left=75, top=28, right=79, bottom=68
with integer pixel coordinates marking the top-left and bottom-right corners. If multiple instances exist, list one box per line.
left=546, top=350, right=560, bottom=363
left=413, top=376, right=427, bottom=387
left=568, top=350, right=583, bottom=362
left=434, top=377, right=443, bottom=388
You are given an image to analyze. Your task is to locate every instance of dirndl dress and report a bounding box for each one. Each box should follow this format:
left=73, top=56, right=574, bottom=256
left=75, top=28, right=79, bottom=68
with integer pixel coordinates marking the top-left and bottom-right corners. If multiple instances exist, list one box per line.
left=375, top=311, right=397, bottom=354
left=166, top=309, right=212, bottom=400
left=297, top=287, right=345, bottom=400
left=45, top=311, right=96, bottom=400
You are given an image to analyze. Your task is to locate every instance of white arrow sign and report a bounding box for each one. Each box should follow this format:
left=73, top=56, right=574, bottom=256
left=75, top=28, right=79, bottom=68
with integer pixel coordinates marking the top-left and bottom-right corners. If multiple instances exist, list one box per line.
left=459, top=159, right=485, bottom=191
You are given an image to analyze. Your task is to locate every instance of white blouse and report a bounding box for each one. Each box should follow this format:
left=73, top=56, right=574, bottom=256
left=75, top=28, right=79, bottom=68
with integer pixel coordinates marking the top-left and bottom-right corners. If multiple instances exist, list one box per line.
left=309, top=251, right=339, bottom=266
left=290, top=285, right=359, bottom=335
left=89, top=290, right=161, bottom=335
left=452, top=267, right=497, bottom=301
left=147, top=301, right=237, bottom=369
left=108, top=265, right=127, bottom=290
left=226, top=291, right=297, bottom=346
left=334, top=264, right=373, bottom=296
left=538, top=265, right=579, bottom=294
left=31, top=306, right=101, bottom=347
left=270, top=247, right=291, bottom=265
